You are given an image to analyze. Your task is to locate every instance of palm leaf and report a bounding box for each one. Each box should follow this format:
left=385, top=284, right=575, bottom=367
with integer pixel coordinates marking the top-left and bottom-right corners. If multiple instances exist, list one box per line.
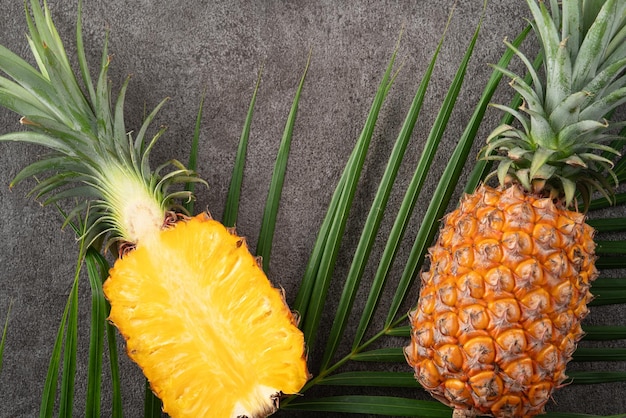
left=294, top=39, right=401, bottom=353
left=182, top=92, right=205, bottom=215
left=143, top=380, right=162, bottom=418
left=0, top=300, right=11, bottom=376
left=283, top=395, right=452, bottom=417
left=58, top=269, right=79, bottom=418
left=84, top=248, right=108, bottom=418
left=223, top=66, right=263, bottom=227
left=384, top=7, right=486, bottom=327
left=257, top=51, right=311, bottom=272
left=39, top=233, right=86, bottom=418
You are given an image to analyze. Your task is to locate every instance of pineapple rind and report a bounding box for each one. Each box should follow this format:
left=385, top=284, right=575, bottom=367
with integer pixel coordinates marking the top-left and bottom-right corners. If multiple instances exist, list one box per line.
left=406, top=185, right=597, bottom=418
left=103, top=214, right=310, bottom=418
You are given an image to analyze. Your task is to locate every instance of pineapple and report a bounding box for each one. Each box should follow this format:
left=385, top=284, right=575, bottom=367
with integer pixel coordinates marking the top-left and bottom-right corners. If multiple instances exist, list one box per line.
left=405, top=1, right=625, bottom=417
left=0, top=2, right=309, bottom=417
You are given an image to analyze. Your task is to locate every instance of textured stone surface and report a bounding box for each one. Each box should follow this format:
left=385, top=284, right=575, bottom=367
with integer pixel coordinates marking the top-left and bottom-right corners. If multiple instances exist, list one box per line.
left=0, top=1, right=624, bottom=417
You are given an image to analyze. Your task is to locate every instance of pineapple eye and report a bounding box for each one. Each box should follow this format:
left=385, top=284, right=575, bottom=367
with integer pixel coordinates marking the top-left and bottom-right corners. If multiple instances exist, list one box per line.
left=416, top=359, right=442, bottom=390
left=469, top=371, right=504, bottom=401
left=435, top=311, right=460, bottom=338
left=488, top=298, right=522, bottom=324
left=484, top=266, right=516, bottom=294
left=459, top=304, right=490, bottom=330
left=492, top=395, right=523, bottom=416
left=475, top=238, right=503, bottom=268
left=443, top=379, right=471, bottom=405
left=528, top=382, right=553, bottom=408
left=502, top=230, right=534, bottom=259
left=433, top=344, right=464, bottom=373
left=458, top=271, right=485, bottom=299
left=437, top=279, right=459, bottom=307
left=495, top=328, right=527, bottom=354
left=514, top=258, right=545, bottom=289
left=463, top=336, right=496, bottom=365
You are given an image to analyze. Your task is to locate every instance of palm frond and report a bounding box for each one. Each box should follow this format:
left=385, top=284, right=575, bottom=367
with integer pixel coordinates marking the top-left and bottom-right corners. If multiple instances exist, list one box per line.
left=0, top=300, right=11, bottom=376
left=257, top=51, right=311, bottom=272
left=223, top=66, right=263, bottom=227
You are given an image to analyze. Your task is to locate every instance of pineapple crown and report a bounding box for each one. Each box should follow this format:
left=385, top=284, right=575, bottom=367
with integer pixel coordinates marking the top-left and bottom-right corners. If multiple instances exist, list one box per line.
left=0, top=1, right=205, bottom=248
left=483, top=0, right=626, bottom=208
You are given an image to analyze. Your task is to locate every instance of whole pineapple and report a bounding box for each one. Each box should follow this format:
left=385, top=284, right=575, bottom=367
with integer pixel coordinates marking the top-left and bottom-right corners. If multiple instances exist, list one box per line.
left=0, top=2, right=308, bottom=417
left=405, top=1, right=625, bottom=417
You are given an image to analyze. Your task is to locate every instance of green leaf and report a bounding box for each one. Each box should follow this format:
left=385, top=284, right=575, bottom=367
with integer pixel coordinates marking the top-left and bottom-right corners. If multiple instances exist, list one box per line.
left=568, top=371, right=626, bottom=384
left=137, top=98, right=170, bottom=178
left=287, top=394, right=624, bottom=418
left=90, top=250, right=123, bottom=418
left=111, top=76, right=134, bottom=172
left=385, top=10, right=485, bottom=326
left=491, top=64, right=545, bottom=119
left=39, top=274, right=76, bottom=418
left=319, top=371, right=420, bottom=388
left=588, top=191, right=626, bottom=211
left=183, top=92, right=205, bottom=215
left=223, top=66, right=263, bottom=227
left=526, top=0, right=571, bottom=114
left=0, top=300, right=12, bottom=376
left=346, top=15, right=451, bottom=362
left=0, top=78, right=53, bottom=117
left=595, top=240, right=626, bottom=255
left=502, top=37, right=544, bottom=103
left=295, top=41, right=399, bottom=354
left=283, top=395, right=452, bottom=417
left=349, top=346, right=626, bottom=365
left=595, top=256, right=626, bottom=269
left=351, top=347, right=404, bottom=363
left=572, top=0, right=624, bottom=89
left=0, top=43, right=61, bottom=121
left=589, top=287, right=626, bottom=306
left=0, top=130, right=79, bottom=156
left=469, top=27, right=536, bottom=192
left=84, top=249, right=107, bottom=418
left=75, top=0, right=96, bottom=105
left=529, top=146, right=556, bottom=179
left=57, top=222, right=93, bottom=418
left=592, top=277, right=626, bottom=289
left=550, top=92, right=590, bottom=133
left=257, top=52, right=310, bottom=272
left=582, top=325, right=626, bottom=341
left=573, top=348, right=626, bottom=362
left=143, top=379, right=162, bottom=418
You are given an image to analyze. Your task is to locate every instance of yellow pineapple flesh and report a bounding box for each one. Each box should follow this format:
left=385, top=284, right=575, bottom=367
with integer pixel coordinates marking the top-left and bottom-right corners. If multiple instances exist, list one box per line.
left=405, top=184, right=597, bottom=417
left=104, top=213, right=310, bottom=418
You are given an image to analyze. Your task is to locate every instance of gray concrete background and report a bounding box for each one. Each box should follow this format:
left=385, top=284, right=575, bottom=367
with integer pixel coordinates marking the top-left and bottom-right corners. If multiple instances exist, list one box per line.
left=0, top=1, right=624, bottom=417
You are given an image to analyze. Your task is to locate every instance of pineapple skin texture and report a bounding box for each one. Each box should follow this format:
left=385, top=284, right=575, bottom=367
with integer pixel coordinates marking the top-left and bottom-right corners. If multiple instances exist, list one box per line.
left=405, top=184, right=597, bottom=418
left=103, top=213, right=309, bottom=418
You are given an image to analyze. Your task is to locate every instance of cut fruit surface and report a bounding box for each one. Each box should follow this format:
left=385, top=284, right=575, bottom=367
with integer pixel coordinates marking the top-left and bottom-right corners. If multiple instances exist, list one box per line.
left=104, top=213, right=309, bottom=417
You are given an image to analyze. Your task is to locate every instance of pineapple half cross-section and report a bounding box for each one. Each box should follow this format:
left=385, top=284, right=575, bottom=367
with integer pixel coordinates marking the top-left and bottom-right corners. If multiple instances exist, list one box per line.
left=0, top=1, right=309, bottom=417
left=104, top=213, right=309, bottom=417
left=406, top=0, right=625, bottom=417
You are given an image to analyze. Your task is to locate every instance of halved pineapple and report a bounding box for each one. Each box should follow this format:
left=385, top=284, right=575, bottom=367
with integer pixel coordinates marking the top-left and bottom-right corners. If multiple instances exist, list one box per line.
left=105, top=213, right=308, bottom=417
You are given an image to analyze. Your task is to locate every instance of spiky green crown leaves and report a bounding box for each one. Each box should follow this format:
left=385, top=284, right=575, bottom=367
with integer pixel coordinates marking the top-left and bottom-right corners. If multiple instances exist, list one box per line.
left=0, top=1, right=204, bottom=247
left=482, top=0, right=626, bottom=208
